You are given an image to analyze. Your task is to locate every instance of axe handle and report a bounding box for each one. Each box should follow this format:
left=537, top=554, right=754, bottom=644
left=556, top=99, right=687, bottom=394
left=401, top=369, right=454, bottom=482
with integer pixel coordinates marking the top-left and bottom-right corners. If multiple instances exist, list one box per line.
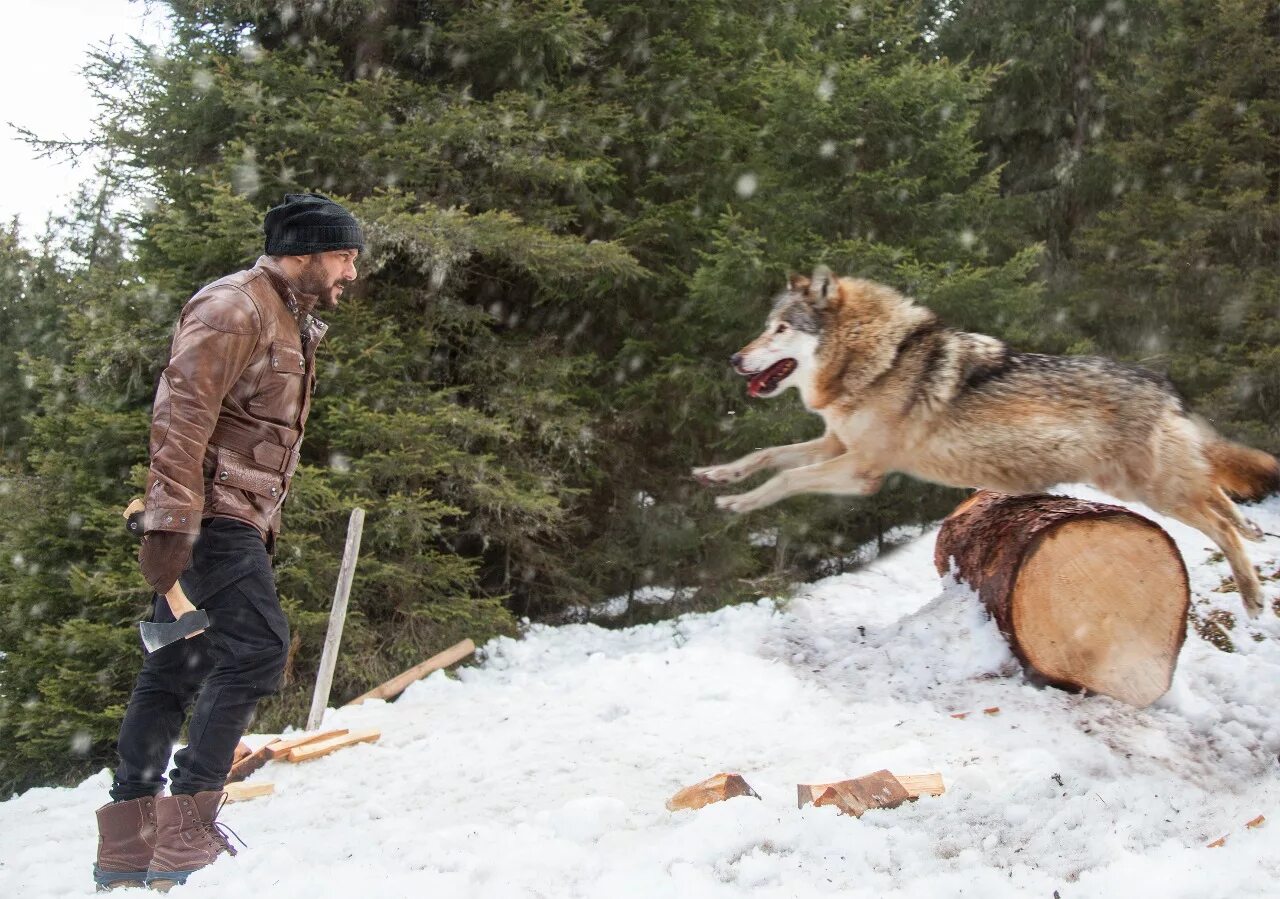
left=164, top=579, right=199, bottom=619
left=124, top=498, right=205, bottom=638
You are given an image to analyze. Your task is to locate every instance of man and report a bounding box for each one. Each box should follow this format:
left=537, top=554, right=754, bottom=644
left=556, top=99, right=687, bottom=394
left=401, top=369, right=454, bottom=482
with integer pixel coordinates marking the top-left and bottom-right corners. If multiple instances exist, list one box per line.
left=92, top=194, right=362, bottom=890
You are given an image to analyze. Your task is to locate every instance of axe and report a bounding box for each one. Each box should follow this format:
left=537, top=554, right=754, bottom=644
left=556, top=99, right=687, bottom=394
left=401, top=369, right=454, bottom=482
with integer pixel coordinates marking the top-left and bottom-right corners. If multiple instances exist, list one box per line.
left=123, top=499, right=209, bottom=653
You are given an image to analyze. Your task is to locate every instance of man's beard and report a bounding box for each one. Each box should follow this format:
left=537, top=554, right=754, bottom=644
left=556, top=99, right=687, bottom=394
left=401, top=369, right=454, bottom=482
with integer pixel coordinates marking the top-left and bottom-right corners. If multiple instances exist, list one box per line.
left=298, top=258, right=346, bottom=310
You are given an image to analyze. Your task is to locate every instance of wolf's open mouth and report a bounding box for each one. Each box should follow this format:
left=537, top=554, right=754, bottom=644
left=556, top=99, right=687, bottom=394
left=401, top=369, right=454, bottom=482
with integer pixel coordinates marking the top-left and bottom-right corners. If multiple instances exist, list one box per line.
left=746, top=359, right=797, bottom=397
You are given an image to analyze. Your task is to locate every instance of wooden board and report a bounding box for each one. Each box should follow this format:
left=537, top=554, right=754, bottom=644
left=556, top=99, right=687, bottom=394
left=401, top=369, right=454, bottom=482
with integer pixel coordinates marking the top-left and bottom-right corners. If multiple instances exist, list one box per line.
left=285, top=728, right=381, bottom=762
left=894, top=773, right=945, bottom=799
left=799, top=771, right=944, bottom=812
left=265, top=729, right=349, bottom=759
left=227, top=738, right=283, bottom=783
left=224, top=781, right=274, bottom=802
left=346, top=639, right=476, bottom=706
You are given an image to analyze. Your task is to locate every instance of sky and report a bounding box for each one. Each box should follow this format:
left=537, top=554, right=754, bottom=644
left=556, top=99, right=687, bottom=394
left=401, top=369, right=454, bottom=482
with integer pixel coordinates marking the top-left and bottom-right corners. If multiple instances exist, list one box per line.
left=1, top=0, right=170, bottom=233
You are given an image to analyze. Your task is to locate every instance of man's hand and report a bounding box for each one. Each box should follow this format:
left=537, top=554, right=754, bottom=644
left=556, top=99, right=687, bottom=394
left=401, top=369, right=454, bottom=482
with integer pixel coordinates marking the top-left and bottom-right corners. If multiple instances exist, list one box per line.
left=138, top=531, right=196, bottom=595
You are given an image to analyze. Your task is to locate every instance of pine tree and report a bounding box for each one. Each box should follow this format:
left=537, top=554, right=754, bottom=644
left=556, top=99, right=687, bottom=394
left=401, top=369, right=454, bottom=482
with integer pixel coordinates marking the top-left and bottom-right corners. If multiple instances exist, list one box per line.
left=1069, top=0, right=1280, bottom=448
left=2, top=0, right=1051, bottom=791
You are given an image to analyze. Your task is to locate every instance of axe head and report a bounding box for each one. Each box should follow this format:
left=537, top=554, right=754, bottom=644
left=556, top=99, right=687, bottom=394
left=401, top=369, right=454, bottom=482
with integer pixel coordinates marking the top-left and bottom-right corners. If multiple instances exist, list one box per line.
left=139, top=610, right=210, bottom=653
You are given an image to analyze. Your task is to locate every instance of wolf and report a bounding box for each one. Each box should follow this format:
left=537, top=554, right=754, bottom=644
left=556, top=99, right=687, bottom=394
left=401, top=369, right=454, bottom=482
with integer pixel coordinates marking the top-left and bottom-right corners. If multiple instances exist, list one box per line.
left=692, top=268, right=1280, bottom=616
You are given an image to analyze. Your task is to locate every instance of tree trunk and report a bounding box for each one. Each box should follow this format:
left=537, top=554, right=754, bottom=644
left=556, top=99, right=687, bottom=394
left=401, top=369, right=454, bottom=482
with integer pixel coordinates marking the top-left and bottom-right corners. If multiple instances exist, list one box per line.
left=934, top=491, right=1190, bottom=707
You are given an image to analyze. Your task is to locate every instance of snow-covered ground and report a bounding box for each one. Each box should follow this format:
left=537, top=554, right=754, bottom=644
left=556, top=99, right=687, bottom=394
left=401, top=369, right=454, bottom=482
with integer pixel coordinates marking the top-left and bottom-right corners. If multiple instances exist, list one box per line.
left=4, top=487, right=1278, bottom=898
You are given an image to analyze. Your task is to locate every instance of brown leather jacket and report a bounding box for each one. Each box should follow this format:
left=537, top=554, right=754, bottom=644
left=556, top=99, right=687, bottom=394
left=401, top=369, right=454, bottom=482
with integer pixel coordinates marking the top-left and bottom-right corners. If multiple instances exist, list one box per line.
left=141, top=256, right=328, bottom=547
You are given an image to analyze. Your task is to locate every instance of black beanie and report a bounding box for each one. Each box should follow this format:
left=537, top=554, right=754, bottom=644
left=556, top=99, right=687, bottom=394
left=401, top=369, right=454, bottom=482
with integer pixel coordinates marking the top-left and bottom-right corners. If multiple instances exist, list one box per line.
left=263, top=193, right=365, bottom=256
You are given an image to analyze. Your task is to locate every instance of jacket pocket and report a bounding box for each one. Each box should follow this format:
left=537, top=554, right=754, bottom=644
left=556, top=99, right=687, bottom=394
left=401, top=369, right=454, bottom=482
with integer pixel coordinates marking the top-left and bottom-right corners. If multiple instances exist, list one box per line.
left=248, top=342, right=307, bottom=426
left=213, top=448, right=285, bottom=500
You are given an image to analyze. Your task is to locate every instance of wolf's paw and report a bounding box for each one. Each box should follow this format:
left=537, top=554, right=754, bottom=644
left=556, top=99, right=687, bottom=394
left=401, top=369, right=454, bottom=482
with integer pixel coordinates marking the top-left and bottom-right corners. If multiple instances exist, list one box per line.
left=716, top=492, right=763, bottom=514
left=1241, top=519, right=1265, bottom=542
left=693, top=463, right=747, bottom=486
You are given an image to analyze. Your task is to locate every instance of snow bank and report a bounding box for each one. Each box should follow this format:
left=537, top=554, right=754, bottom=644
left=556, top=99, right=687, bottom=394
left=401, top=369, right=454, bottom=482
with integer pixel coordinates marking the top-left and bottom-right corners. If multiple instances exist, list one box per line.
left=2, top=489, right=1277, bottom=897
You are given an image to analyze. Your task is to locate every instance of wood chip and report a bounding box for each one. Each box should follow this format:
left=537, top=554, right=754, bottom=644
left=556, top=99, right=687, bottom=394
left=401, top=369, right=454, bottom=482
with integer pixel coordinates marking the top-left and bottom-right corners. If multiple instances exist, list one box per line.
left=983, top=707, right=1001, bottom=715
left=1207, top=835, right=1227, bottom=848
left=1245, top=815, right=1265, bottom=829
left=666, top=773, right=760, bottom=812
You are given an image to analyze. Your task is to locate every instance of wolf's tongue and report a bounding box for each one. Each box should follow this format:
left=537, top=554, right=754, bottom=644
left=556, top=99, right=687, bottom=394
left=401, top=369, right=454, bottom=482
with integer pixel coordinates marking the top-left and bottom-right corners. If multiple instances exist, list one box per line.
left=747, top=359, right=796, bottom=397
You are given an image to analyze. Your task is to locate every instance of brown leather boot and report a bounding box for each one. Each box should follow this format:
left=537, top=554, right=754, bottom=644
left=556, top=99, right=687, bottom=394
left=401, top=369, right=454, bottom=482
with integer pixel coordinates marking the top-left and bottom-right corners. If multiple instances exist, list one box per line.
left=93, top=796, right=157, bottom=890
left=145, top=791, right=238, bottom=891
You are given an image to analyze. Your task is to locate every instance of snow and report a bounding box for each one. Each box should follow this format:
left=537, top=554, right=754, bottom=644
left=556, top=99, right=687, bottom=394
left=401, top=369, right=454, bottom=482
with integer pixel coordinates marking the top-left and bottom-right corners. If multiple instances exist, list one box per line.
left=3, top=488, right=1278, bottom=897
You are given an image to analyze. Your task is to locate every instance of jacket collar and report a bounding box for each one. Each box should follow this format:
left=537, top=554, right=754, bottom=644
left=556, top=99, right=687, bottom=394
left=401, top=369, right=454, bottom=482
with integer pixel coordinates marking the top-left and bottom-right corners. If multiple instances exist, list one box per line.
left=256, top=255, right=323, bottom=323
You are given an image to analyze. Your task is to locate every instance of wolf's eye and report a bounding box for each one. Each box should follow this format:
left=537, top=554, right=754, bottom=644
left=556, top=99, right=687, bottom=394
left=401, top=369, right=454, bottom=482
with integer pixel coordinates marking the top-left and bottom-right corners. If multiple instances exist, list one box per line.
left=775, top=323, right=789, bottom=334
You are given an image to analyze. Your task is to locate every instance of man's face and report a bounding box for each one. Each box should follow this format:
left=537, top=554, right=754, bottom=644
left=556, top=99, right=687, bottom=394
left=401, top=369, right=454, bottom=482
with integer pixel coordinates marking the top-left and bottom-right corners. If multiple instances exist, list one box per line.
left=297, top=249, right=359, bottom=310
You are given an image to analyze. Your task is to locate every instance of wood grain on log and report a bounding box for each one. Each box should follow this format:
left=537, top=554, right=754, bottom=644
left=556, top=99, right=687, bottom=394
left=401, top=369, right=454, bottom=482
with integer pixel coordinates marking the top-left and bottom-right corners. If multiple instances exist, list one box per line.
left=935, top=491, right=1189, bottom=707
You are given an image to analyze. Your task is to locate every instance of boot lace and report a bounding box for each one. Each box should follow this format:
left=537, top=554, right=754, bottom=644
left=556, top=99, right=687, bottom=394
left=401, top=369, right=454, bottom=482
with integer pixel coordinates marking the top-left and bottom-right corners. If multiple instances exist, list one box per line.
left=206, top=794, right=246, bottom=857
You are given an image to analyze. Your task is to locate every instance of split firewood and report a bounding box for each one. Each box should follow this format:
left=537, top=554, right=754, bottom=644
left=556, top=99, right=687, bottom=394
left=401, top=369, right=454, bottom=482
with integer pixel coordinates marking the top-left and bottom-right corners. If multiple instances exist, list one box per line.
left=224, top=781, right=274, bottom=803
left=265, top=729, right=349, bottom=759
left=665, top=773, right=760, bottom=812
left=232, top=741, right=253, bottom=765
left=227, top=738, right=283, bottom=783
left=936, top=491, right=1190, bottom=708
left=346, top=639, right=476, bottom=706
left=893, top=773, right=946, bottom=799
left=798, top=771, right=945, bottom=816
left=285, top=728, right=381, bottom=762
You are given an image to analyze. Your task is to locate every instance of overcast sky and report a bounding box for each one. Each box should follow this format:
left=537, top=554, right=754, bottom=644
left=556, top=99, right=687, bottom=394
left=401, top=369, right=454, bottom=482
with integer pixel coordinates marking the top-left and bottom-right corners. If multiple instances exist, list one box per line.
left=1, top=0, right=170, bottom=233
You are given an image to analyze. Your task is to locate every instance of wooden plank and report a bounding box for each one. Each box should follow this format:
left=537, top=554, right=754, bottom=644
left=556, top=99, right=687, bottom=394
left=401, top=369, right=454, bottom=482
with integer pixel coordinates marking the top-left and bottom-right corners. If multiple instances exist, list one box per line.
left=307, top=508, right=364, bottom=732
left=224, top=782, right=274, bottom=802
left=265, top=729, right=349, bottom=759
left=227, top=738, right=283, bottom=783
left=285, top=728, right=381, bottom=762
left=894, top=773, right=945, bottom=799
left=812, top=770, right=910, bottom=818
left=346, top=639, right=476, bottom=705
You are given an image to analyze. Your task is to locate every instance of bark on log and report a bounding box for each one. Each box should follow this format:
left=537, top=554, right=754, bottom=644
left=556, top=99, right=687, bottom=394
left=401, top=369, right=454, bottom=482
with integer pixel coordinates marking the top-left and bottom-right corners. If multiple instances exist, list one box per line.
left=935, top=491, right=1189, bottom=707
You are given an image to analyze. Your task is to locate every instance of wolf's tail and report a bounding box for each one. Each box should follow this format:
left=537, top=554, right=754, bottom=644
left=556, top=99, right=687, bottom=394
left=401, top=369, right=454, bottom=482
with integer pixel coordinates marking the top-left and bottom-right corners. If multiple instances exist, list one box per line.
left=1207, top=439, right=1280, bottom=502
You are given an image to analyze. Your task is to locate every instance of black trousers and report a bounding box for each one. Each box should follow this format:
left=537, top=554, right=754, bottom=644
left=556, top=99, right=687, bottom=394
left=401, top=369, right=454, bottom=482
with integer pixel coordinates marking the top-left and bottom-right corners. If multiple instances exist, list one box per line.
left=111, top=517, right=289, bottom=801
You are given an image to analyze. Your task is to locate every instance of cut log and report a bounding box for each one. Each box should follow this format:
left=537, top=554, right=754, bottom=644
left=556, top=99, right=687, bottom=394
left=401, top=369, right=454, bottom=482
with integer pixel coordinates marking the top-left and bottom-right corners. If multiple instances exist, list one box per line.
left=798, top=770, right=910, bottom=817
left=346, top=639, right=476, bottom=706
left=224, top=782, right=274, bottom=802
left=227, top=739, right=283, bottom=783
left=665, top=773, right=760, bottom=812
left=935, top=491, right=1189, bottom=708
left=285, top=728, right=381, bottom=762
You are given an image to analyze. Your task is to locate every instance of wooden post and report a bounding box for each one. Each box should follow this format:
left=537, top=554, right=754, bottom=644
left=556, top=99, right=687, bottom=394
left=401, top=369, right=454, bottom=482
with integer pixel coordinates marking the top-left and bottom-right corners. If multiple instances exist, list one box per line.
left=306, top=507, right=365, bottom=732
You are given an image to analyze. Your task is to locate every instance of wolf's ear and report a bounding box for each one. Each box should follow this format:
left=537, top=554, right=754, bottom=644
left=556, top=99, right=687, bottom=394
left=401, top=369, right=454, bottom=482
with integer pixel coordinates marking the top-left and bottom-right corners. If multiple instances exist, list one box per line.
left=787, top=272, right=811, bottom=292
left=810, top=265, right=835, bottom=307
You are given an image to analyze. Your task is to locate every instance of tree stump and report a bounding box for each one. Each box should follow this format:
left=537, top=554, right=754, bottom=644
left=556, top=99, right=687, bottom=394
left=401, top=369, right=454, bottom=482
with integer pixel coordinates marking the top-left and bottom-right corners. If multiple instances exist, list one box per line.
left=934, top=491, right=1190, bottom=707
